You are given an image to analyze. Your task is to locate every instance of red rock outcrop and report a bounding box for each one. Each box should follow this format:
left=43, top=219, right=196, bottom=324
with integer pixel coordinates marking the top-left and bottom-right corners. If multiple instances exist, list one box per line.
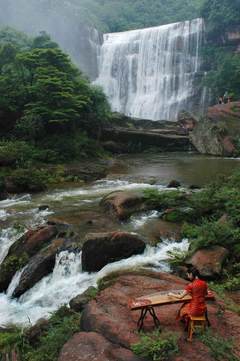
left=187, top=246, right=229, bottom=278
left=59, top=271, right=240, bottom=361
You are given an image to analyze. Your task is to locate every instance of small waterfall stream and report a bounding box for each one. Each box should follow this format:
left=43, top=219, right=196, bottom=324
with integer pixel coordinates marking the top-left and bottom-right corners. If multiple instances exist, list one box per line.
left=0, top=240, right=189, bottom=326
left=1, top=153, right=240, bottom=326
left=95, top=18, right=204, bottom=121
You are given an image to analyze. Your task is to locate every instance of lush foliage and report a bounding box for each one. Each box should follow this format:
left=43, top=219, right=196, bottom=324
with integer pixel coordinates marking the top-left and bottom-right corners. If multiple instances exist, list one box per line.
left=0, top=307, right=81, bottom=361
left=0, top=28, right=110, bottom=137
left=200, top=0, right=240, bottom=100
left=0, top=28, right=112, bottom=191
left=201, top=0, right=240, bottom=39
left=131, top=331, right=179, bottom=361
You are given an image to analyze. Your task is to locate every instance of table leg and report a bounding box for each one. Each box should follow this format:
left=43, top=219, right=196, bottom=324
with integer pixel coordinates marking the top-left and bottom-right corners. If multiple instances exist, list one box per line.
left=148, top=307, right=161, bottom=329
left=137, top=306, right=161, bottom=332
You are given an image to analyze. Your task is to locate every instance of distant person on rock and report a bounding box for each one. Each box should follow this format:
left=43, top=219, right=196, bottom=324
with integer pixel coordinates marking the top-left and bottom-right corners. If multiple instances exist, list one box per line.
left=218, top=96, right=224, bottom=105
left=223, top=91, right=228, bottom=104
left=168, top=266, right=208, bottom=330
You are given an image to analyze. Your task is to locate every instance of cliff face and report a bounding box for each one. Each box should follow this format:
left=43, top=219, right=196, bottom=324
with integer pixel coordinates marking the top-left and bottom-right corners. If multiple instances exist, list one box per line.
left=190, top=102, right=240, bottom=156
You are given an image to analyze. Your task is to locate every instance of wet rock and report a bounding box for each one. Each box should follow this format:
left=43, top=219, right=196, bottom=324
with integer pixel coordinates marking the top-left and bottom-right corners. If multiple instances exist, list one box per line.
left=167, top=180, right=181, bottom=188
left=63, top=161, right=108, bottom=182
left=189, top=184, right=201, bottom=190
left=25, top=318, right=49, bottom=346
left=100, top=191, right=150, bottom=220
left=187, top=246, right=229, bottom=278
left=190, top=103, right=240, bottom=156
left=70, top=287, right=98, bottom=312
left=142, top=219, right=182, bottom=243
left=58, top=332, right=143, bottom=361
left=0, top=225, right=57, bottom=292
left=38, top=205, right=49, bottom=211
left=178, top=111, right=197, bottom=131
left=22, top=226, right=58, bottom=256
left=101, top=141, right=126, bottom=154
left=13, top=239, right=66, bottom=298
left=82, top=232, right=146, bottom=272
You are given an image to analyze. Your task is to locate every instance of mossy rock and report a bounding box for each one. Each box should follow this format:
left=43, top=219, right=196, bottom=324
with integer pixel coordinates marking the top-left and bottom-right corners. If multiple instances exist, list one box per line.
left=162, top=207, right=196, bottom=223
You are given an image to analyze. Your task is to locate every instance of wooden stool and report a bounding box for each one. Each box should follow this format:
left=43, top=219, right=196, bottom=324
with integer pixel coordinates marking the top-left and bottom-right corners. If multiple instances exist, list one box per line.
left=187, top=315, right=206, bottom=342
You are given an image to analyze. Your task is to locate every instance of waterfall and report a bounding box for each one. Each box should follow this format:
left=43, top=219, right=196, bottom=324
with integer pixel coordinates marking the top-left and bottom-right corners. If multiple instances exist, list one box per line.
left=95, top=18, right=204, bottom=121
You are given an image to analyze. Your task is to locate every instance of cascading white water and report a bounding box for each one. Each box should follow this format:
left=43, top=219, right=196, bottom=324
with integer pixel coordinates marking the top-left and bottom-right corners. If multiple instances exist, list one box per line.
left=95, top=18, right=204, bottom=121
left=0, top=239, right=189, bottom=326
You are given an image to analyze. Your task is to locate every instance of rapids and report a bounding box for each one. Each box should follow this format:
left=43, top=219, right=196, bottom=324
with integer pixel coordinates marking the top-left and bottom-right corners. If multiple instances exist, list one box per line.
left=0, top=152, right=240, bottom=326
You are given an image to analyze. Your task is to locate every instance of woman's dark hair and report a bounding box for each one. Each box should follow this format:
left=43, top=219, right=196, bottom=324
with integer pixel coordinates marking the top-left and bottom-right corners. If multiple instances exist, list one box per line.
left=187, top=266, right=201, bottom=279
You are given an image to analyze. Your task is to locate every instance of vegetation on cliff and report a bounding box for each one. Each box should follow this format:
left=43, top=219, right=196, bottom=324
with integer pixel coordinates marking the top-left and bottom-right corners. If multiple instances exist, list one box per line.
left=201, top=0, right=240, bottom=100
left=0, top=27, right=111, bottom=191
left=144, top=169, right=240, bottom=284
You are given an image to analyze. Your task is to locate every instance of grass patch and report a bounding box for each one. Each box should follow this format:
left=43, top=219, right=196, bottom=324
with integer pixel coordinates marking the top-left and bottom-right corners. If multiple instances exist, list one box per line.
left=0, top=307, right=81, bottom=361
left=199, top=330, right=239, bottom=361
left=131, top=331, right=179, bottom=361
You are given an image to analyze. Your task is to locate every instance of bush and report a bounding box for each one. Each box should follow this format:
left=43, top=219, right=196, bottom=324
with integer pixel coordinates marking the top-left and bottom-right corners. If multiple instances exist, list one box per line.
left=182, top=219, right=238, bottom=251
left=0, top=307, right=81, bottom=361
left=131, top=331, right=179, bottom=361
left=143, top=189, right=187, bottom=209
left=199, top=330, right=239, bottom=361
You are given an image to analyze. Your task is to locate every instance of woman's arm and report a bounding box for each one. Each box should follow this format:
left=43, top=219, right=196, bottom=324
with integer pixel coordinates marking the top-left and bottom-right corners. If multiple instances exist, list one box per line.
left=168, top=290, right=188, bottom=299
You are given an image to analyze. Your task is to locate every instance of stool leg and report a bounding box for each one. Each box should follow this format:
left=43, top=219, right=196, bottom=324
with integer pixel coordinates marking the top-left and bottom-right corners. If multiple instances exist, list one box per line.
left=187, top=321, right=194, bottom=342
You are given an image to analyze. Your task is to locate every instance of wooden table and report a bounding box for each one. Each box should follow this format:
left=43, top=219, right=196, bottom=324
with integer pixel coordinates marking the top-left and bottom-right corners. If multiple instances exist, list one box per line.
left=129, top=290, right=215, bottom=331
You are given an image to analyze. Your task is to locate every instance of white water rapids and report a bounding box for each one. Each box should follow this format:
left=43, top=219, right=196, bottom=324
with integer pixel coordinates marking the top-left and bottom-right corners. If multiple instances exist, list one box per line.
left=95, top=18, right=204, bottom=121
left=0, top=240, right=189, bottom=326
left=0, top=177, right=190, bottom=327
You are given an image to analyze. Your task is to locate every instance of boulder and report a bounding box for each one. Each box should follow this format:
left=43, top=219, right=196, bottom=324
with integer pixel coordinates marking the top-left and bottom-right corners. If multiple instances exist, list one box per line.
left=58, top=332, right=143, bottom=361
left=69, top=287, right=97, bottom=312
left=162, top=207, right=195, bottom=223
left=187, top=246, right=229, bottom=278
left=167, top=180, right=181, bottom=188
left=190, top=103, right=240, bottom=157
left=82, top=232, right=146, bottom=272
left=25, top=319, right=49, bottom=346
left=100, top=191, right=150, bottom=220
left=12, top=239, right=66, bottom=298
left=0, top=225, right=58, bottom=292
left=59, top=270, right=240, bottom=361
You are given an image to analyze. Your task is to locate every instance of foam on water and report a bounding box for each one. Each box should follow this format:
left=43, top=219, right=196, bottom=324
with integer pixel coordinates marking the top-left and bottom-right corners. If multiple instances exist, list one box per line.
left=130, top=211, right=161, bottom=229
left=0, top=239, right=189, bottom=326
left=0, top=228, right=25, bottom=265
left=44, top=179, right=169, bottom=202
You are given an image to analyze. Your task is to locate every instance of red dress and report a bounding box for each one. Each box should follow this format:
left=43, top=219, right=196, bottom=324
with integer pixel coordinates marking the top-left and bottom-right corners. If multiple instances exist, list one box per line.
left=179, top=279, right=208, bottom=319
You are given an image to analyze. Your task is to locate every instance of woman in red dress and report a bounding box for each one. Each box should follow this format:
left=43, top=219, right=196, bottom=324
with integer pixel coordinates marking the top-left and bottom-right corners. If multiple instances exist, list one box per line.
left=169, top=266, right=208, bottom=328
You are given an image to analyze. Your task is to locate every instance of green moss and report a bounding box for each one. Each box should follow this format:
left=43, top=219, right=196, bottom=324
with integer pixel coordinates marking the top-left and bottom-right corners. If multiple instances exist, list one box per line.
left=0, top=253, right=29, bottom=281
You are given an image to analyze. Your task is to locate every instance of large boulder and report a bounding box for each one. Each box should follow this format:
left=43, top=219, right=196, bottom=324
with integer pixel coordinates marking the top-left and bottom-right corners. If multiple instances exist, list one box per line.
left=82, top=232, right=146, bottom=272
left=0, top=225, right=57, bottom=292
left=100, top=191, right=150, bottom=220
left=58, top=332, right=143, bottom=361
left=187, top=246, right=229, bottom=278
left=190, top=102, right=240, bottom=156
left=12, top=239, right=66, bottom=298
left=69, top=287, right=97, bottom=312
left=58, top=270, right=240, bottom=361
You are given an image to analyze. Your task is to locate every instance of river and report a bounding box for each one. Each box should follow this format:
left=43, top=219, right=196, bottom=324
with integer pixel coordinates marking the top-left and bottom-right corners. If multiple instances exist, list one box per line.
left=0, top=152, right=239, bottom=326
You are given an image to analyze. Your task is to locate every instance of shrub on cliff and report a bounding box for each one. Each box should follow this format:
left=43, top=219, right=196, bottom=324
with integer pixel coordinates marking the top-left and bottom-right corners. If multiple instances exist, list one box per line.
left=0, top=28, right=111, bottom=142
left=131, top=331, right=179, bottom=361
